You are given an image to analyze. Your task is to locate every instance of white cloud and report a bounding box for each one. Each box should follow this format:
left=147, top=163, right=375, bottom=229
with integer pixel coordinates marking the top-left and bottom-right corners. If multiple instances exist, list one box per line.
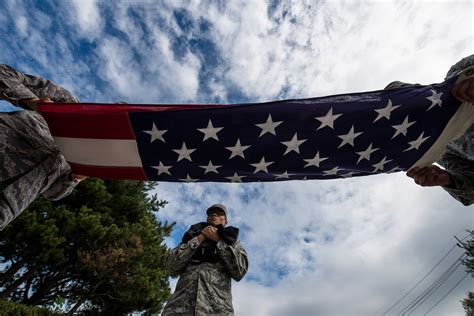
left=176, top=1, right=472, bottom=100
left=14, top=15, right=28, bottom=37
left=3, top=0, right=29, bottom=37
left=70, top=0, right=103, bottom=38
left=94, top=2, right=201, bottom=103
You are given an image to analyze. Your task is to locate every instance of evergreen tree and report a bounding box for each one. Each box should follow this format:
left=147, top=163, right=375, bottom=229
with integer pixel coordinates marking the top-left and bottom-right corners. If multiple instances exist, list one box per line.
left=461, top=231, right=474, bottom=316
left=462, top=292, right=474, bottom=316
left=0, top=179, right=173, bottom=315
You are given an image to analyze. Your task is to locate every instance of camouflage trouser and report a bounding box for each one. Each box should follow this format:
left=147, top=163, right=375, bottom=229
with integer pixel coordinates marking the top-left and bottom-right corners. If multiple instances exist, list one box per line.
left=0, top=111, right=74, bottom=230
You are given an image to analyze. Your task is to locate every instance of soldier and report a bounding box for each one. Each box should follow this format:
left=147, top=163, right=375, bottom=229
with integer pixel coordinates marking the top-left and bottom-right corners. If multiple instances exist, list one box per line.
left=0, top=64, right=86, bottom=230
left=387, top=55, right=474, bottom=206
left=162, top=204, right=248, bottom=316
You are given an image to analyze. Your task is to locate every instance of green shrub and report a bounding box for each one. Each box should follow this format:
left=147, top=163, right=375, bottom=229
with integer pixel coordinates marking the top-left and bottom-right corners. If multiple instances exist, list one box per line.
left=0, top=300, right=61, bottom=316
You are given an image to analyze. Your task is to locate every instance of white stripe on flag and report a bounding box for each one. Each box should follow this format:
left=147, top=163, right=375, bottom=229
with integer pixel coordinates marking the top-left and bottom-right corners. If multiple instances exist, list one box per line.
left=53, top=137, right=143, bottom=167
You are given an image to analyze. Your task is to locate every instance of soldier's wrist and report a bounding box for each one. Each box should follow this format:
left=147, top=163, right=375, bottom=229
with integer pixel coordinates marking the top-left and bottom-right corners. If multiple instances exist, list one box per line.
left=196, top=234, right=206, bottom=244
left=444, top=174, right=453, bottom=187
left=442, top=172, right=458, bottom=189
left=20, top=97, right=40, bottom=110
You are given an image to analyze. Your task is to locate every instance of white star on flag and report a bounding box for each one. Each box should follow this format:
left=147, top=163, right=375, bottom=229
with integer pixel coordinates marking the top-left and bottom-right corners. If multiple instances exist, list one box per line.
left=180, top=174, right=198, bottom=182
left=372, top=156, right=393, bottom=172
left=303, top=151, right=328, bottom=168
left=337, top=125, right=363, bottom=148
left=256, top=114, right=283, bottom=137
left=281, top=133, right=307, bottom=155
left=404, top=132, right=430, bottom=152
left=323, top=166, right=342, bottom=175
left=151, top=161, right=172, bottom=175
left=373, top=99, right=401, bottom=122
left=197, top=119, right=223, bottom=141
left=391, top=115, right=415, bottom=139
left=143, top=123, right=167, bottom=143
left=225, top=139, right=251, bottom=159
left=172, top=142, right=196, bottom=161
left=356, top=143, right=379, bottom=164
left=340, top=171, right=355, bottom=178
left=251, top=157, right=274, bottom=173
left=426, top=90, right=443, bottom=111
left=199, top=161, right=222, bottom=174
left=315, top=108, right=342, bottom=130
left=276, top=171, right=290, bottom=179
left=226, top=172, right=245, bottom=182
left=387, top=167, right=403, bottom=174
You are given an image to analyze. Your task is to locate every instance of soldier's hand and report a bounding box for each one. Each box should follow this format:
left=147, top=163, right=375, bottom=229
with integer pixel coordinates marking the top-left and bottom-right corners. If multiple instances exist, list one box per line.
left=452, top=77, right=474, bottom=103
left=406, top=165, right=452, bottom=187
left=72, top=174, right=88, bottom=183
left=202, top=226, right=221, bottom=242
left=21, top=97, right=53, bottom=111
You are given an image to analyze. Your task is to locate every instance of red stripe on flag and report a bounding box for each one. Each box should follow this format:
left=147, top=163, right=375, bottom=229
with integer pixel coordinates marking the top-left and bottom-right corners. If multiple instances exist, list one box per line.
left=39, top=103, right=226, bottom=139
left=41, top=111, right=136, bottom=139
left=38, top=103, right=222, bottom=113
left=69, top=163, right=148, bottom=180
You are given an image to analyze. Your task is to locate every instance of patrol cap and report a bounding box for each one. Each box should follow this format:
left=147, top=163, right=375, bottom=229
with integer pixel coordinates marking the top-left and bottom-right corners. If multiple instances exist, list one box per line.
left=206, top=204, right=228, bottom=217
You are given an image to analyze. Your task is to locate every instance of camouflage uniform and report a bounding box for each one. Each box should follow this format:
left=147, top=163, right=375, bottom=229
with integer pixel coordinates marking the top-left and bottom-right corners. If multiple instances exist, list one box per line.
left=0, top=64, right=80, bottom=230
left=438, top=55, right=474, bottom=206
left=386, top=55, right=474, bottom=206
left=162, top=236, right=248, bottom=316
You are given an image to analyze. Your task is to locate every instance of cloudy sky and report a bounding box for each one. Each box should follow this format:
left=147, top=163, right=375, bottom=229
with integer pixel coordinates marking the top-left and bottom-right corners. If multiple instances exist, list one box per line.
left=1, top=0, right=473, bottom=315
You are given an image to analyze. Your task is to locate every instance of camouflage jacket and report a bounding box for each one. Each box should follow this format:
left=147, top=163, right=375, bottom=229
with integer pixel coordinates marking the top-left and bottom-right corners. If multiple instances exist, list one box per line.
left=162, top=236, right=248, bottom=316
left=0, top=65, right=79, bottom=230
left=438, top=55, right=474, bottom=206
left=0, top=64, right=79, bottom=107
left=386, top=55, right=473, bottom=206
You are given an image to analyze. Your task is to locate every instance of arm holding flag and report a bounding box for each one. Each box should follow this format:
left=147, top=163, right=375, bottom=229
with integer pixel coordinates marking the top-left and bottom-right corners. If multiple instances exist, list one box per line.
left=439, top=147, right=474, bottom=206
left=0, top=64, right=41, bottom=108
left=404, top=55, right=474, bottom=205
left=0, top=65, right=85, bottom=230
left=42, top=155, right=83, bottom=201
left=0, top=64, right=79, bottom=110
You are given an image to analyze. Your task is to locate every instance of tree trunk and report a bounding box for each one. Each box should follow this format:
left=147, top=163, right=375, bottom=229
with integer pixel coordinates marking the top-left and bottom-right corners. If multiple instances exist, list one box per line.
left=26, top=265, right=68, bottom=305
left=0, top=266, right=38, bottom=299
left=67, top=279, right=104, bottom=315
left=23, top=276, right=33, bottom=302
left=68, top=294, right=88, bottom=315
left=0, top=259, right=26, bottom=283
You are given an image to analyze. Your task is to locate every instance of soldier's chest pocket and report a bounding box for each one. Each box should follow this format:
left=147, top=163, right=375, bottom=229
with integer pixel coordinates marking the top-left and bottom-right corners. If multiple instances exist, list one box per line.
left=206, top=268, right=230, bottom=287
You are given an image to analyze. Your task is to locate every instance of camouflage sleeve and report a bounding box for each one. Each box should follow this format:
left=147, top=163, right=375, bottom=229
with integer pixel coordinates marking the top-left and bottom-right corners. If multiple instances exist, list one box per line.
left=445, top=54, right=474, bottom=80
left=437, top=54, right=474, bottom=206
left=217, top=240, right=248, bottom=281
left=41, top=155, right=79, bottom=201
left=0, top=64, right=79, bottom=105
left=165, top=237, right=199, bottom=277
left=0, top=64, right=38, bottom=105
left=439, top=152, right=474, bottom=206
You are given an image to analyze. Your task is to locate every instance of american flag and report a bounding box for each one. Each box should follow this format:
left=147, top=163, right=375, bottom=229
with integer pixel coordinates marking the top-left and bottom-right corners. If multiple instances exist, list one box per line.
left=39, top=75, right=469, bottom=182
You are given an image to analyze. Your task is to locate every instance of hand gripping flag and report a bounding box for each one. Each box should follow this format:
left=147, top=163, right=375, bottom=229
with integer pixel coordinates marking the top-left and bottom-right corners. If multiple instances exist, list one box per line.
left=39, top=69, right=474, bottom=182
